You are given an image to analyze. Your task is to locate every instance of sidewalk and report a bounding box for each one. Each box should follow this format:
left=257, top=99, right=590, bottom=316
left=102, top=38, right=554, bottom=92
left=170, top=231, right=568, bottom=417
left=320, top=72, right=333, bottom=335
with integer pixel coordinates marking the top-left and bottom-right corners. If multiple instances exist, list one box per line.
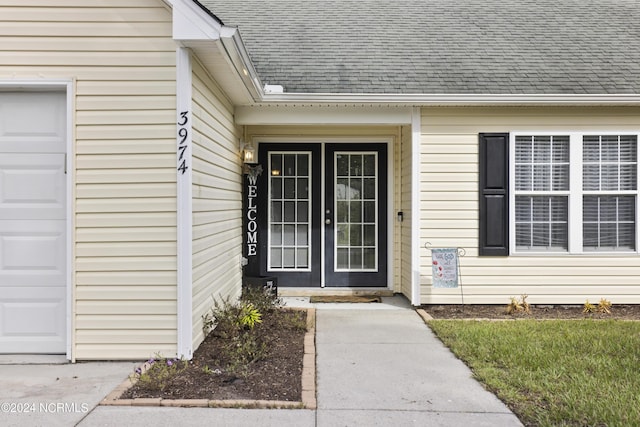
left=0, top=296, right=523, bottom=426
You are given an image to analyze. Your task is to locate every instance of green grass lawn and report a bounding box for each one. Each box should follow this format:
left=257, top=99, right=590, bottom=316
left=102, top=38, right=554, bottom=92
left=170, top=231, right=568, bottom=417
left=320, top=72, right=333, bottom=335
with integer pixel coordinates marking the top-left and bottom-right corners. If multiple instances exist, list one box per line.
left=428, top=320, right=640, bottom=427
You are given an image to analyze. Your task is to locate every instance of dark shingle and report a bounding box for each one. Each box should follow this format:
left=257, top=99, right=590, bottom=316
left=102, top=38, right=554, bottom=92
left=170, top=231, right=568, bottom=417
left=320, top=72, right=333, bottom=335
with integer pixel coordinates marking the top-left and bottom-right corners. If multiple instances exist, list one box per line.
left=200, top=0, right=640, bottom=94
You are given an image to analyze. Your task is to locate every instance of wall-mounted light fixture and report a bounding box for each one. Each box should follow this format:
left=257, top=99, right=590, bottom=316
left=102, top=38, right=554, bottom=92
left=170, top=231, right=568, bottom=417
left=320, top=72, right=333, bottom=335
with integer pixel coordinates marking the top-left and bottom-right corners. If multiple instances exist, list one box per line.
left=241, top=138, right=256, bottom=164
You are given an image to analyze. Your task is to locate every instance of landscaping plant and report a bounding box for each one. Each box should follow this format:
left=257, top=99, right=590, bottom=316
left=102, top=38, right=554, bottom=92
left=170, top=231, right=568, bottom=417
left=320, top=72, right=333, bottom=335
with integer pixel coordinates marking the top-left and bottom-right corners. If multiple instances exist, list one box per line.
left=200, top=287, right=303, bottom=378
left=131, top=355, right=187, bottom=392
left=583, top=298, right=612, bottom=315
left=125, top=287, right=307, bottom=401
left=583, top=299, right=596, bottom=313
left=505, top=294, right=531, bottom=315
left=597, top=298, right=612, bottom=314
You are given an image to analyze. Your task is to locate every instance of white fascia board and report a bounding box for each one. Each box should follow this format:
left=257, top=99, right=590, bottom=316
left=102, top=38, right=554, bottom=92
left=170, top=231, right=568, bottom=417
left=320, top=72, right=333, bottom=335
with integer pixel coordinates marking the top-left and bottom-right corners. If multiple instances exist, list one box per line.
left=235, top=105, right=413, bottom=125
left=171, top=0, right=263, bottom=102
left=172, top=0, right=223, bottom=40
left=259, top=93, right=640, bottom=106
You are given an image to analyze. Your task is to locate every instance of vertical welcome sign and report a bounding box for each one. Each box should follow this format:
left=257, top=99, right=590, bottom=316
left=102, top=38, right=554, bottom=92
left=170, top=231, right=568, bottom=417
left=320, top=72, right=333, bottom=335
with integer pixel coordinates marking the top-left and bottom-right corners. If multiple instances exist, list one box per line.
left=245, top=165, right=262, bottom=256
left=431, top=248, right=459, bottom=288
left=243, top=165, right=262, bottom=277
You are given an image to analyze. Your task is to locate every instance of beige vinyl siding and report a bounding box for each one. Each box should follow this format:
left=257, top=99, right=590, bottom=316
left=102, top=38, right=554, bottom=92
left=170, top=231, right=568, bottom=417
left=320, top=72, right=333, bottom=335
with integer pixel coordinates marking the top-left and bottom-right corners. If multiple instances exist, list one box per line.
left=420, top=106, right=640, bottom=304
left=190, top=58, right=243, bottom=349
left=0, top=0, right=179, bottom=359
left=400, top=125, right=413, bottom=299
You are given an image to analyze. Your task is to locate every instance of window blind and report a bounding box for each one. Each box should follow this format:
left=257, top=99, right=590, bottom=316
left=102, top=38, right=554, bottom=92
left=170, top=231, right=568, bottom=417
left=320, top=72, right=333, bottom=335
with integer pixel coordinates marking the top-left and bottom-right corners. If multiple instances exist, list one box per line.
left=583, top=135, right=637, bottom=251
left=514, top=136, right=569, bottom=250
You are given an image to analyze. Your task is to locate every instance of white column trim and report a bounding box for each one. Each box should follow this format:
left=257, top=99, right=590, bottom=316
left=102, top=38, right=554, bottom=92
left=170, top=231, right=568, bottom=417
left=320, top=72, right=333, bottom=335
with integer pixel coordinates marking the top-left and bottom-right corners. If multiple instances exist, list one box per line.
left=387, top=138, right=395, bottom=289
left=65, top=81, right=75, bottom=362
left=176, top=47, right=193, bottom=360
left=411, top=107, right=422, bottom=306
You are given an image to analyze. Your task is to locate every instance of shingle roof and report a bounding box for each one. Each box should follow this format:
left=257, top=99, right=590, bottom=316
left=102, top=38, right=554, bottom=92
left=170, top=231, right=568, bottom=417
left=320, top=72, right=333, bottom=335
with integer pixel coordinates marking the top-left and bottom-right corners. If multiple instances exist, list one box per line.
left=199, top=0, right=640, bottom=94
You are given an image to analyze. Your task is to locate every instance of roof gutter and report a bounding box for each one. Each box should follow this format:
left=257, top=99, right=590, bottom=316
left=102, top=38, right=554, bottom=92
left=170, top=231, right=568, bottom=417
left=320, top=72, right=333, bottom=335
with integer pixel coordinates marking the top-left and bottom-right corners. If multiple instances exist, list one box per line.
left=257, top=92, right=640, bottom=106
left=218, top=27, right=263, bottom=102
left=172, top=0, right=263, bottom=102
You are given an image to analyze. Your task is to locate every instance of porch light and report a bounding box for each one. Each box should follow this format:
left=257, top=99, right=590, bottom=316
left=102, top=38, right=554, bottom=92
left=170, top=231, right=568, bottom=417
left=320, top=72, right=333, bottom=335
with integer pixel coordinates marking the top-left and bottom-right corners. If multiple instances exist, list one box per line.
left=242, top=139, right=256, bottom=164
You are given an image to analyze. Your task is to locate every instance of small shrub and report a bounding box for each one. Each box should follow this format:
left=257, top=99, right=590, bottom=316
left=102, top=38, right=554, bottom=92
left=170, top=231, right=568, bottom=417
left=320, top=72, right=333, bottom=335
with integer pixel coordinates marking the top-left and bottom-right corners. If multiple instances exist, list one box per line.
left=239, top=302, right=262, bottom=329
left=202, top=311, right=215, bottom=335
left=131, top=355, right=187, bottom=392
left=583, top=300, right=596, bottom=313
left=597, top=298, right=612, bottom=314
left=241, top=285, right=282, bottom=314
left=505, top=297, right=520, bottom=314
left=200, top=292, right=280, bottom=378
left=506, top=294, right=531, bottom=315
left=583, top=298, right=612, bottom=315
left=208, top=296, right=245, bottom=339
left=225, top=333, right=268, bottom=377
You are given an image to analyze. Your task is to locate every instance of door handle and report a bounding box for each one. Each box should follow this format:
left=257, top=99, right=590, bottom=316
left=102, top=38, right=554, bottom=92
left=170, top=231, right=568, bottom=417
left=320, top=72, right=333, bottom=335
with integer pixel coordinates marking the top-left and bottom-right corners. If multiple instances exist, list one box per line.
left=325, top=209, right=331, bottom=225
left=325, top=218, right=331, bottom=225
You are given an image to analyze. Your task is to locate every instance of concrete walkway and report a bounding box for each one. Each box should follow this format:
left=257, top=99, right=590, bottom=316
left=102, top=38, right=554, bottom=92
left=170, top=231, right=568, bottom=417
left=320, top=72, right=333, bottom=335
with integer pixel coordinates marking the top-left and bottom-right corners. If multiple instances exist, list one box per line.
left=0, top=297, right=522, bottom=426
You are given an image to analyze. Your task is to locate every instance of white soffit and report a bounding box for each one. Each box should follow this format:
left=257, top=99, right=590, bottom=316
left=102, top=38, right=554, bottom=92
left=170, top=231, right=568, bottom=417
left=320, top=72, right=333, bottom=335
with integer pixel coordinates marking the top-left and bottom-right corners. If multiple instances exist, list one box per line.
left=235, top=105, right=413, bottom=125
left=236, top=94, right=640, bottom=124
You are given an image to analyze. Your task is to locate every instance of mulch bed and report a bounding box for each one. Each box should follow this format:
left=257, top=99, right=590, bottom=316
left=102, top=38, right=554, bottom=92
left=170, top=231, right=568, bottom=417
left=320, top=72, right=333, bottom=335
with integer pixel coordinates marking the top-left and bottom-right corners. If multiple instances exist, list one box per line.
left=423, top=304, right=640, bottom=320
left=122, top=309, right=306, bottom=401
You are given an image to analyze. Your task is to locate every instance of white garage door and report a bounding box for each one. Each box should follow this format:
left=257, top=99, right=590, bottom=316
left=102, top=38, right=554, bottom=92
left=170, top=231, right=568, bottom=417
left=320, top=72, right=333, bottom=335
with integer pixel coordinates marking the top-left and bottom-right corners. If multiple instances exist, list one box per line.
left=0, top=91, right=67, bottom=354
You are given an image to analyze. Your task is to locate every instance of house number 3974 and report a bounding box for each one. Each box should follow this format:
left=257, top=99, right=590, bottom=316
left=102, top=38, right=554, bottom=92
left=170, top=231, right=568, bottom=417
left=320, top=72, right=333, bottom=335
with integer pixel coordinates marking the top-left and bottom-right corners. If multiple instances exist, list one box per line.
left=177, top=110, right=189, bottom=175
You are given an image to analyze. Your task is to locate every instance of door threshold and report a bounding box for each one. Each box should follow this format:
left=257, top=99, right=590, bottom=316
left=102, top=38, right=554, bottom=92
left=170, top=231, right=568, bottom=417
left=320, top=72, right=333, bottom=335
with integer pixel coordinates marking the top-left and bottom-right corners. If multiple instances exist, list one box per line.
left=278, top=287, right=394, bottom=297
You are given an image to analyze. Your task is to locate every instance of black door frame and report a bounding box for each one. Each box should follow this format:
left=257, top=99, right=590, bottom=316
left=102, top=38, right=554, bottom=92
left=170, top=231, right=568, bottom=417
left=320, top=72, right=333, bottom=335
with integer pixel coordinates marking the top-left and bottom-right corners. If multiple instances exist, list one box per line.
left=256, top=143, right=322, bottom=287
left=252, top=141, right=391, bottom=288
left=324, top=143, right=388, bottom=287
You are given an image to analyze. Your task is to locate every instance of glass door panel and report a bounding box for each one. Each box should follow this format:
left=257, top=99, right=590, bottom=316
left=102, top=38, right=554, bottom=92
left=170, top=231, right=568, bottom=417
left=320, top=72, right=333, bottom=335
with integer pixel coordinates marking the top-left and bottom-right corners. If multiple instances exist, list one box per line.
left=334, top=153, right=378, bottom=271
left=257, top=143, right=321, bottom=287
left=325, top=143, right=387, bottom=287
left=268, top=152, right=312, bottom=270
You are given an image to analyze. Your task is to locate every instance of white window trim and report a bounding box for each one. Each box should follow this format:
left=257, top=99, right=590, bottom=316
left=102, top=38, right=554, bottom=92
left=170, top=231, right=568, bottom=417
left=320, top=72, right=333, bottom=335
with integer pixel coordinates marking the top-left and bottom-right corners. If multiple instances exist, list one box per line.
left=509, top=132, right=640, bottom=256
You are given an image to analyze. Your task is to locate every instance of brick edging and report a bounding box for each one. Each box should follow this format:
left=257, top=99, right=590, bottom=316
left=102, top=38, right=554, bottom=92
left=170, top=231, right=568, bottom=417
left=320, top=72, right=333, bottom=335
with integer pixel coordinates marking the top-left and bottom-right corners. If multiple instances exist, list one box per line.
left=415, top=308, right=433, bottom=322
left=101, top=308, right=317, bottom=409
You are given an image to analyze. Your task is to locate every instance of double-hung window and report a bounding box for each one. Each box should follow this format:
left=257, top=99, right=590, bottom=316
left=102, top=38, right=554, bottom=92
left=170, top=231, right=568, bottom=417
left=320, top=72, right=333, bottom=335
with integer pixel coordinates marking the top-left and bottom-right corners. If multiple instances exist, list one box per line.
left=514, top=135, right=570, bottom=251
left=511, top=133, right=638, bottom=254
left=582, top=135, right=637, bottom=251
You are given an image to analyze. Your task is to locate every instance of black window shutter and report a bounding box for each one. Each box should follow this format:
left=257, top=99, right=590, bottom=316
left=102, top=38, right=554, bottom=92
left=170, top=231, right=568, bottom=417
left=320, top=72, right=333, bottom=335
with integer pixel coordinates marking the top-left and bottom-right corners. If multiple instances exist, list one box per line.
left=479, top=133, right=509, bottom=256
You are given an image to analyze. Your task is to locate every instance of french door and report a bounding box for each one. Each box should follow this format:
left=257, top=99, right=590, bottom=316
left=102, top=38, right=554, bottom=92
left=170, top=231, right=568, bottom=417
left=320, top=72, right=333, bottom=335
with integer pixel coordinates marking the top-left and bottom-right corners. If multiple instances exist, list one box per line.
left=256, top=143, right=387, bottom=287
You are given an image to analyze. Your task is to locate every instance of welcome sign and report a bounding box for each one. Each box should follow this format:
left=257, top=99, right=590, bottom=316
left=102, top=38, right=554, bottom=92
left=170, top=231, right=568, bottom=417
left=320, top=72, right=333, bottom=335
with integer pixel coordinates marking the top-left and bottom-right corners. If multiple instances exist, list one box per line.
left=431, top=248, right=459, bottom=288
left=245, top=165, right=262, bottom=258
